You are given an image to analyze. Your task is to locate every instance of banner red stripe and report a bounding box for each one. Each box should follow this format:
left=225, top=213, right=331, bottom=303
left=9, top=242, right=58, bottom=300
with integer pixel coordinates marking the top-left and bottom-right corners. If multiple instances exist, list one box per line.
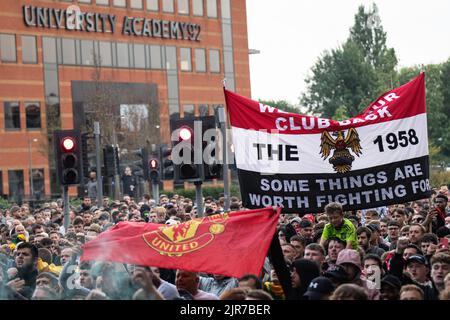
left=226, top=73, right=425, bottom=135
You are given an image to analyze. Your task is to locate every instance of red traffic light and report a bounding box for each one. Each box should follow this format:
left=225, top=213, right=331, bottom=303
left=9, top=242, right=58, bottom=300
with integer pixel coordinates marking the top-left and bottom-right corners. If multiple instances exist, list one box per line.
left=61, top=137, right=75, bottom=152
left=179, top=127, right=192, bottom=141
left=149, top=159, right=158, bottom=169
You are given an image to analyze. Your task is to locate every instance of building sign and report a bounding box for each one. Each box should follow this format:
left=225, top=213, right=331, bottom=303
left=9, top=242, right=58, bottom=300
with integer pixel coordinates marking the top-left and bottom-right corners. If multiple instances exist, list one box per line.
left=22, top=5, right=201, bottom=41
left=225, top=73, right=431, bottom=214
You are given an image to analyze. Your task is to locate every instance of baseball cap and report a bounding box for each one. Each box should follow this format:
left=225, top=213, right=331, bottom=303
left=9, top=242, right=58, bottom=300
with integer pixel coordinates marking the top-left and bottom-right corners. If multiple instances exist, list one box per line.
left=381, top=275, right=401, bottom=290
left=324, top=264, right=349, bottom=282
left=303, top=214, right=315, bottom=223
left=406, top=254, right=429, bottom=267
left=300, top=220, right=313, bottom=228
left=303, top=276, right=334, bottom=300
left=367, top=224, right=380, bottom=233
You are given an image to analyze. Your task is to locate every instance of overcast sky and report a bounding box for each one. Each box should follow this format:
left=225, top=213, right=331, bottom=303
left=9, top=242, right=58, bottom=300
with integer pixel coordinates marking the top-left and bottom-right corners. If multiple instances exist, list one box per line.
left=246, top=0, right=450, bottom=105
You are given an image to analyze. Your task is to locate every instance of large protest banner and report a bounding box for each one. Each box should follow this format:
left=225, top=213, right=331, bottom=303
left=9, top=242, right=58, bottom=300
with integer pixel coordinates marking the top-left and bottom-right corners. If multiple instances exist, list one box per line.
left=225, top=73, right=431, bottom=213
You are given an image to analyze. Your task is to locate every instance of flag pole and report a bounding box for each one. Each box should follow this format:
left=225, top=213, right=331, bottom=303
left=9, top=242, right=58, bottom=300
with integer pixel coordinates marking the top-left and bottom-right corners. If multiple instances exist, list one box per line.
left=268, top=207, right=293, bottom=299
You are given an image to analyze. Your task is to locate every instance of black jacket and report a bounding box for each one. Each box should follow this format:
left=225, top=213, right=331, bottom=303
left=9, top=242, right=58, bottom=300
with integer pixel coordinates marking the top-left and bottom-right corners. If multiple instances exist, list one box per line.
left=387, top=252, right=439, bottom=300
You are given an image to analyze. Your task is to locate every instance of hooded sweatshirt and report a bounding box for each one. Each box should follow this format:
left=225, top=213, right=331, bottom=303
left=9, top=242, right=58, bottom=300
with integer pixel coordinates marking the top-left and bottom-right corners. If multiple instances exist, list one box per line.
left=289, top=259, right=320, bottom=300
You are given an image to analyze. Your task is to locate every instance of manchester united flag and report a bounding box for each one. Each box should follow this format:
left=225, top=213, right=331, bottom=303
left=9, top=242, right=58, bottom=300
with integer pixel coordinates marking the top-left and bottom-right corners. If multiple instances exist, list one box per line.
left=81, top=207, right=279, bottom=278
left=225, top=73, right=430, bottom=213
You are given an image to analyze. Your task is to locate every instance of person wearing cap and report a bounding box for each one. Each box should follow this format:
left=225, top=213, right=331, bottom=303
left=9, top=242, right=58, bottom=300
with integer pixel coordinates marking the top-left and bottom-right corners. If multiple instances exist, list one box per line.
left=380, top=274, right=401, bottom=300
left=324, top=264, right=349, bottom=288
left=406, top=254, right=431, bottom=285
left=320, top=202, right=358, bottom=250
left=299, top=220, right=314, bottom=243
left=336, top=249, right=380, bottom=299
left=303, top=276, right=334, bottom=300
left=388, top=249, right=439, bottom=300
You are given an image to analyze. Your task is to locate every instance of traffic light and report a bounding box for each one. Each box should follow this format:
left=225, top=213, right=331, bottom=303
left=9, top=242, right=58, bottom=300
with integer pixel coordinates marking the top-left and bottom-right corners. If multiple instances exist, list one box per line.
left=201, top=116, right=222, bottom=180
left=171, top=118, right=203, bottom=182
left=54, top=130, right=83, bottom=185
left=149, top=157, right=159, bottom=182
left=159, top=144, right=174, bottom=180
left=104, top=145, right=119, bottom=177
left=133, top=148, right=149, bottom=179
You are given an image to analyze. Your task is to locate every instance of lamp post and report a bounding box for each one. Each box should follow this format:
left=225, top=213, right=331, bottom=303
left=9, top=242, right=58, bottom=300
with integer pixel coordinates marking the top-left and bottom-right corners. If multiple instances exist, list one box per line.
left=28, top=138, right=38, bottom=200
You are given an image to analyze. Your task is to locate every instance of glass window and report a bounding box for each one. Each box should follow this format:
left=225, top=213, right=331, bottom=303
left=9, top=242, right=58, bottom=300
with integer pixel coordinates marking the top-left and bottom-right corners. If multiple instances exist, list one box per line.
left=21, top=36, right=37, bottom=64
left=32, top=169, right=45, bottom=200
left=198, top=104, right=208, bottom=116
left=192, top=0, right=203, bottom=16
left=42, top=37, right=57, bottom=63
left=221, top=0, right=230, bottom=19
left=79, top=0, right=92, bottom=3
left=165, top=46, right=177, bottom=70
left=180, top=48, right=191, bottom=71
left=96, top=0, right=109, bottom=5
left=206, top=0, right=217, bottom=18
left=149, top=45, right=162, bottom=69
left=81, top=40, right=94, bottom=65
left=178, top=0, right=189, bottom=15
left=130, top=0, right=143, bottom=9
left=134, top=44, right=145, bottom=68
left=120, top=104, right=149, bottom=131
left=4, top=102, right=21, bottom=130
left=8, top=170, right=24, bottom=202
left=209, top=49, right=220, bottom=73
left=98, top=41, right=112, bottom=66
left=162, top=0, right=174, bottom=12
left=117, top=43, right=129, bottom=68
left=62, top=38, right=76, bottom=64
left=25, top=102, right=41, bottom=129
left=195, top=48, right=206, bottom=72
left=169, top=104, right=180, bottom=118
left=0, top=34, right=16, bottom=62
left=113, top=0, right=126, bottom=7
left=146, top=0, right=158, bottom=11
left=183, top=105, right=194, bottom=118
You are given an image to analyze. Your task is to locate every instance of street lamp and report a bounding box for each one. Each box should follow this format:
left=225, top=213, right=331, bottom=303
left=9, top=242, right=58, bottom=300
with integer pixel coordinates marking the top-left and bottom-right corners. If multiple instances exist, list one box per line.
left=28, top=138, right=38, bottom=200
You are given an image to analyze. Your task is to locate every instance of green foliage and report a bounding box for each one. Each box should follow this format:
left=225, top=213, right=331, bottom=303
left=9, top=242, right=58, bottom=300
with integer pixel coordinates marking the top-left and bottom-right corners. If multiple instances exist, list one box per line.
left=162, top=184, right=241, bottom=201
left=301, top=4, right=398, bottom=118
left=430, top=171, right=450, bottom=188
left=69, top=197, right=83, bottom=209
left=0, top=198, right=11, bottom=210
left=258, top=99, right=300, bottom=114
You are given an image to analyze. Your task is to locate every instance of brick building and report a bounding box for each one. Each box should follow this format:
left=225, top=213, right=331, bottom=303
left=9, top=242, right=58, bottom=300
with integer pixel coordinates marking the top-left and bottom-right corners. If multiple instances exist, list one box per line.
left=0, top=0, right=250, bottom=201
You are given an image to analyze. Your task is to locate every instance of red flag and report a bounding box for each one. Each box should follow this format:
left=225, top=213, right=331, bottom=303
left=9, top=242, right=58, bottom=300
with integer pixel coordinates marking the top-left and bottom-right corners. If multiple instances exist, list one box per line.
left=81, top=207, right=279, bottom=278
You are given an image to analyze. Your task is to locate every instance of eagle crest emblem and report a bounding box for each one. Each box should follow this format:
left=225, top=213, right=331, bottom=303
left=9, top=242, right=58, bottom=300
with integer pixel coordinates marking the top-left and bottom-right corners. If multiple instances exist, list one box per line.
left=320, top=128, right=362, bottom=173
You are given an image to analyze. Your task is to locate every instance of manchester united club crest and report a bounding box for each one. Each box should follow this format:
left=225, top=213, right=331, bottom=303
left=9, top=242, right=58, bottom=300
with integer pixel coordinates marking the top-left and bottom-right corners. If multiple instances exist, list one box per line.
left=142, top=213, right=229, bottom=257
left=320, top=128, right=362, bottom=173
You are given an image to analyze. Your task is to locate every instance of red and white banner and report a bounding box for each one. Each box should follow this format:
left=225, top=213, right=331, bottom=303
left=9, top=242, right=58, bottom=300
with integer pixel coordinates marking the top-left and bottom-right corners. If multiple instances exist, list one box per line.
left=225, top=73, right=431, bottom=213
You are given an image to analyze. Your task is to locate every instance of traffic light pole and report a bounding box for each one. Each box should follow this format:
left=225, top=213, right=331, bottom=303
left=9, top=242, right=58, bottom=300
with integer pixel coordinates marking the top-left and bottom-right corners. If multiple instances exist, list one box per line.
left=151, top=180, right=159, bottom=204
left=63, top=185, right=70, bottom=231
left=217, top=107, right=230, bottom=211
left=111, top=126, right=121, bottom=201
left=94, top=122, right=103, bottom=206
left=195, top=181, right=204, bottom=217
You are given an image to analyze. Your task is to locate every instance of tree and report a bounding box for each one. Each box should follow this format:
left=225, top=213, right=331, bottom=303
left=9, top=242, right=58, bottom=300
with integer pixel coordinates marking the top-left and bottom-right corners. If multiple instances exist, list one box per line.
left=301, top=4, right=398, bottom=118
left=395, top=61, right=450, bottom=162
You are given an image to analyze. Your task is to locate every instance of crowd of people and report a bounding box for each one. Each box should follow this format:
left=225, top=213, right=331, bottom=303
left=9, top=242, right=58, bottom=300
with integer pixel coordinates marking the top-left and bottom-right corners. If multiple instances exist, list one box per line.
left=0, top=184, right=449, bottom=300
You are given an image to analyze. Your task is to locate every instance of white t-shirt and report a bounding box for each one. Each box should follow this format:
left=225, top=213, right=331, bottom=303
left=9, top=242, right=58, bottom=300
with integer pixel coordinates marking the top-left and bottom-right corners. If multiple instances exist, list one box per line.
left=194, top=290, right=219, bottom=300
